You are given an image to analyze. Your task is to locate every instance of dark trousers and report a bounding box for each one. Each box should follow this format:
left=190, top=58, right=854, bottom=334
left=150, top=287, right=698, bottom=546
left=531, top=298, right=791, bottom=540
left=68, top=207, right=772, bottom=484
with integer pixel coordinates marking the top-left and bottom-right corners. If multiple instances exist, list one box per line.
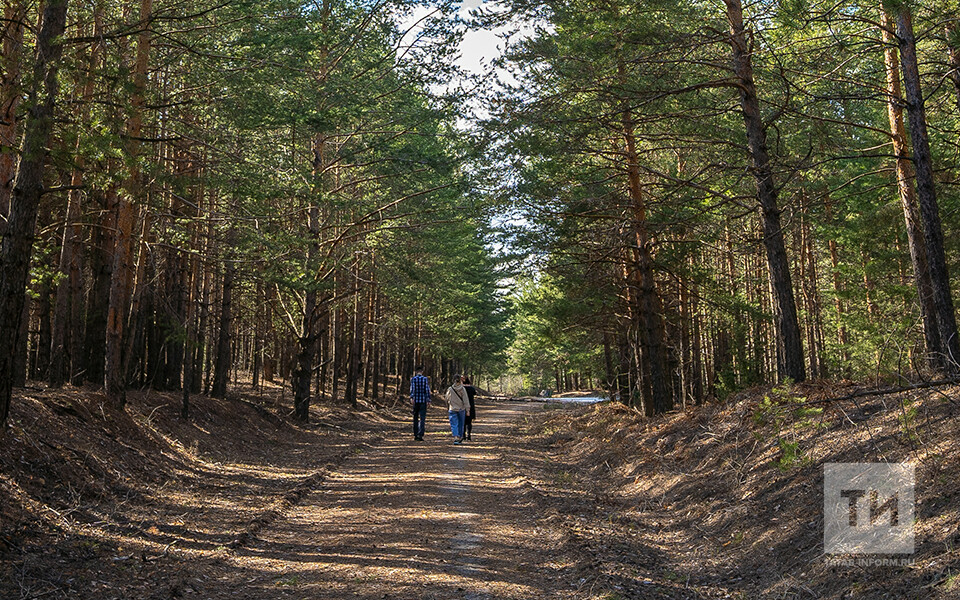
left=412, top=402, right=428, bottom=438
left=464, top=415, right=473, bottom=437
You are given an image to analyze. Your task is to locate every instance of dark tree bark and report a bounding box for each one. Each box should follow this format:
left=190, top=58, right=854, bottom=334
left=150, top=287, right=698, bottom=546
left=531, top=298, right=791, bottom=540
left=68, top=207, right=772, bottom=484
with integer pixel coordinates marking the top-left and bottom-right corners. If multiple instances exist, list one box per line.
left=725, top=0, right=805, bottom=382
left=85, top=191, right=115, bottom=383
left=49, top=185, right=83, bottom=387
left=624, top=128, right=672, bottom=414
left=616, top=331, right=632, bottom=406
left=181, top=247, right=199, bottom=419
left=0, top=0, right=69, bottom=432
left=344, top=254, right=362, bottom=407
left=123, top=211, right=151, bottom=386
left=211, top=242, right=235, bottom=398
left=317, top=303, right=328, bottom=394
left=161, top=246, right=185, bottom=389
left=252, top=281, right=263, bottom=388
left=104, top=196, right=136, bottom=405
left=293, top=201, right=320, bottom=420
left=362, top=268, right=376, bottom=399
left=50, top=17, right=102, bottom=388
left=602, top=330, right=615, bottom=396
left=332, top=299, right=343, bottom=401
left=896, top=6, right=960, bottom=371
left=0, top=0, right=25, bottom=227
left=196, top=205, right=215, bottom=392
left=689, top=273, right=704, bottom=403
left=12, top=302, right=27, bottom=387
left=34, top=276, right=52, bottom=379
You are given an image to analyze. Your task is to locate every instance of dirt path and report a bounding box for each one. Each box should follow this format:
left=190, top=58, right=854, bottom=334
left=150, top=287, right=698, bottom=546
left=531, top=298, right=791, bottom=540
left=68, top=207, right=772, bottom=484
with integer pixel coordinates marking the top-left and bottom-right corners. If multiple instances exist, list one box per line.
left=198, top=401, right=581, bottom=599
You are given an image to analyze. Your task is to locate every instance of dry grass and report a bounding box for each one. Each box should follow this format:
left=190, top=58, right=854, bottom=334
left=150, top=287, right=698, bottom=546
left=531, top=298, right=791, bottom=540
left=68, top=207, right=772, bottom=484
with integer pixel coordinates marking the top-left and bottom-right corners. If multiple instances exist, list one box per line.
left=510, top=381, right=960, bottom=598
left=0, top=381, right=397, bottom=599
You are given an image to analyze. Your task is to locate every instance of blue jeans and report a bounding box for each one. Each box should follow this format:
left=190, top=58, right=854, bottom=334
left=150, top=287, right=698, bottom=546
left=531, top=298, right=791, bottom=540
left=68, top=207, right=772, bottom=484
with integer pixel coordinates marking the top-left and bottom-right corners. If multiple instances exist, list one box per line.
left=412, top=402, right=428, bottom=438
left=448, top=410, right=466, bottom=439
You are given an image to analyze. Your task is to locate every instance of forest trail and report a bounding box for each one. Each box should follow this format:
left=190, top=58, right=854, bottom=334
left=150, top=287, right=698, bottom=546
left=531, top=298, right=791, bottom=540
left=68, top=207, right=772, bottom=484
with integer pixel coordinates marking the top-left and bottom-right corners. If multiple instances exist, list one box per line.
left=8, top=384, right=959, bottom=599
left=201, top=402, right=579, bottom=599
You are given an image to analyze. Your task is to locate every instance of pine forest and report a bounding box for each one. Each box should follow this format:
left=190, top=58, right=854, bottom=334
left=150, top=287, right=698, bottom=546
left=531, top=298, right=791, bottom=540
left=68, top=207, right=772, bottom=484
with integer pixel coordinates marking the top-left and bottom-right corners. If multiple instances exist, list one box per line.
left=2, top=0, right=960, bottom=597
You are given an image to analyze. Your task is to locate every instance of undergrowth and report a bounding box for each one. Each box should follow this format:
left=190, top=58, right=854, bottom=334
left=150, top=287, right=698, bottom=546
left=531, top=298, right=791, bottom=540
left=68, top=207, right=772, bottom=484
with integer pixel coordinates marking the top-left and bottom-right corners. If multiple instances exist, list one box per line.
left=751, top=380, right=824, bottom=471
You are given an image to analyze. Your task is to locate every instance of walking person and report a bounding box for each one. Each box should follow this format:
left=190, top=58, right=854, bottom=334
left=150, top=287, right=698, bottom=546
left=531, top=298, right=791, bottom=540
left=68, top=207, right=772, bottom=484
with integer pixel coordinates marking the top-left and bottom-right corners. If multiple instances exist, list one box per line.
left=462, top=376, right=477, bottom=440
left=410, top=365, right=430, bottom=441
left=445, top=374, right=469, bottom=444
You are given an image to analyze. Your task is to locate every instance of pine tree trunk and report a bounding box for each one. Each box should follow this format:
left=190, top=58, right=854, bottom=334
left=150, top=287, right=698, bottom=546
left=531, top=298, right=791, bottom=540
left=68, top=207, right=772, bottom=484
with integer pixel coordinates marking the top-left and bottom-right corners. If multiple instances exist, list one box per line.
left=34, top=275, right=52, bottom=380
left=105, top=0, right=153, bottom=408
left=880, top=7, right=942, bottom=371
left=945, top=23, right=960, bottom=113
left=212, top=237, right=235, bottom=399
left=263, top=286, right=275, bottom=383
left=689, top=272, right=704, bottom=403
left=862, top=251, right=878, bottom=321
left=84, top=191, right=114, bottom=383
left=725, top=0, right=805, bottom=382
left=317, top=304, right=328, bottom=394
left=0, top=0, right=69, bottom=432
left=824, top=197, right=850, bottom=370
left=344, top=253, right=362, bottom=407
left=602, top=330, right=615, bottom=396
left=161, top=247, right=185, bottom=389
left=104, top=194, right=136, bottom=405
left=798, top=193, right=825, bottom=378
left=12, top=302, right=27, bottom=387
left=293, top=204, right=319, bottom=420
left=50, top=18, right=102, bottom=388
left=331, top=293, right=342, bottom=400
left=803, top=205, right=826, bottom=377
left=122, top=209, right=151, bottom=385
left=0, top=0, right=24, bottom=228
left=362, top=269, right=376, bottom=399
left=895, top=7, right=960, bottom=372
left=49, top=181, right=83, bottom=387
left=616, top=55, right=673, bottom=414
left=197, top=201, right=215, bottom=391
left=181, top=243, right=199, bottom=419
left=371, top=311, right=381, bottom=401
left=253, top=281, right=263, bottom=388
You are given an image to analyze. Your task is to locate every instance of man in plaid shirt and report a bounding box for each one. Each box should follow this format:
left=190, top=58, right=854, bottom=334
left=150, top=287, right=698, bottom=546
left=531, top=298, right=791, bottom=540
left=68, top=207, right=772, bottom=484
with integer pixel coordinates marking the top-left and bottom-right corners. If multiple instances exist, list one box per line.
left=410, top=365, right=430, bottom=441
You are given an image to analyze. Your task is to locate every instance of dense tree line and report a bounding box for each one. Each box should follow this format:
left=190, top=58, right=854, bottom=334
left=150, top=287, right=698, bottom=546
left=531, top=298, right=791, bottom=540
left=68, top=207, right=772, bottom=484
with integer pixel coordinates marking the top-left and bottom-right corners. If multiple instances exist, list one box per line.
left=487, top=0, right=960, bottom=413
left=4, top=0, right=959, bottom=428
left=0, top=0, right=509, bottom=431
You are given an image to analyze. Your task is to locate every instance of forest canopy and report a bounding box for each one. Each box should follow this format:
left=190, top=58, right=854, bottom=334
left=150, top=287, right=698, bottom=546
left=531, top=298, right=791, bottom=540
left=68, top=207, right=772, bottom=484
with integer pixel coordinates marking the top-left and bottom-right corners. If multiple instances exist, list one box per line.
left=0, top=0, right=959, bottom=425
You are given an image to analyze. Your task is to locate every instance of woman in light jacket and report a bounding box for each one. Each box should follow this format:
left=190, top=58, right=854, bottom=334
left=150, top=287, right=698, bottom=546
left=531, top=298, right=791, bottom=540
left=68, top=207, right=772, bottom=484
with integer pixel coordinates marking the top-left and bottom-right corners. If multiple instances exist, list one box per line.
left=446, top=374, right=469, bottom=444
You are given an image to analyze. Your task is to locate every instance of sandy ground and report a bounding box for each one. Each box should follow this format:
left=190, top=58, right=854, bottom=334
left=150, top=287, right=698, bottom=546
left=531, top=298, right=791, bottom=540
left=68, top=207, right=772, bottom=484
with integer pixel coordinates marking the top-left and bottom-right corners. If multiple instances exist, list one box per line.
left=198, top=402, right=576, bottom=599
left=9, top=381, right=956, bottom=599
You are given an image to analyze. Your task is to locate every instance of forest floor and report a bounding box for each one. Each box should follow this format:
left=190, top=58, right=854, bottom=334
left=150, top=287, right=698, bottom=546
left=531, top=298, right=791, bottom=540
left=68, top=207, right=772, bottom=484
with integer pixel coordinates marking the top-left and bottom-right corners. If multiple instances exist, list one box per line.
left=2, top=379, right=960, bottom=599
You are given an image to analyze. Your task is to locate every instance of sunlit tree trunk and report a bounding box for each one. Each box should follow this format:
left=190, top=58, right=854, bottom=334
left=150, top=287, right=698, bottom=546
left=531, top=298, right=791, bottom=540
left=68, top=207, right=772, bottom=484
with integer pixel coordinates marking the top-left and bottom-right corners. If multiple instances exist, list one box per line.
left=616, top=54, right=673, bottom=415
left=895, top=5, right=960, bottom=371
left=105, top=0, right=153, bottom=407
left=880, top=7, right=942, bottom=371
